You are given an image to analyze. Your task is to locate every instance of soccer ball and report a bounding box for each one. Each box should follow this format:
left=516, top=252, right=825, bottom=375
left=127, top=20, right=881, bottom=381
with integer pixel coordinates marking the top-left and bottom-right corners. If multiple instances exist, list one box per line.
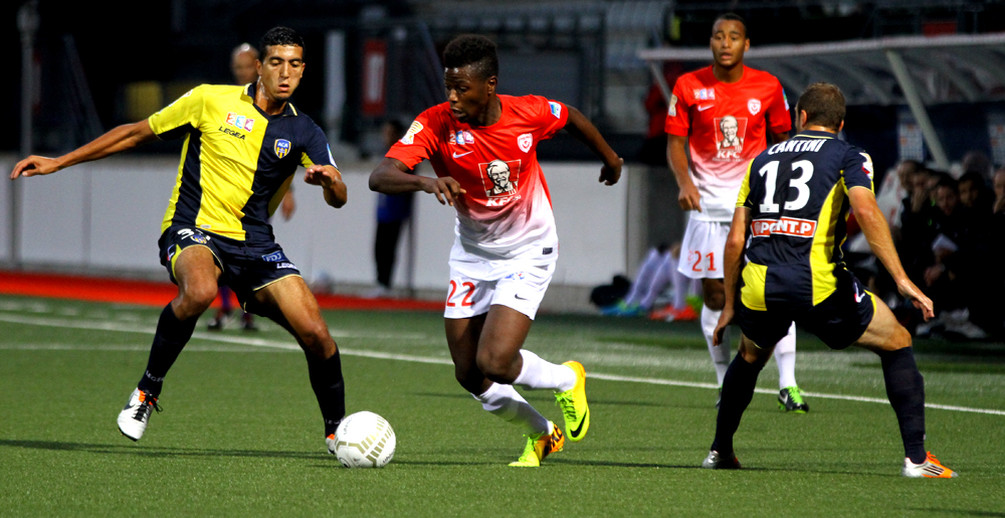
left=332, top=411, right=396, bottom=468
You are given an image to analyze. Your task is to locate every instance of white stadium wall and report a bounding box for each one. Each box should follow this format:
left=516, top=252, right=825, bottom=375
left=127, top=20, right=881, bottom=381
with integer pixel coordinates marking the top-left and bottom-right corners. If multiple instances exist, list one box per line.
left=0, top=155, right=634, bottom=312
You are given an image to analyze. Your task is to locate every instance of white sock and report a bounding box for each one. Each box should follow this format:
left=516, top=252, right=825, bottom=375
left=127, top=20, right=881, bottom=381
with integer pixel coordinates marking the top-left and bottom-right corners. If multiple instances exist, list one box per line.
left=474, top=382, right=549, bottom=435
left=639, top=254, right=673, bottom=310
left=774, top=322, right=798, bottom=389
left=702, top=304, right=731, bottom=386
left=513, top=350, right=577, bottom=392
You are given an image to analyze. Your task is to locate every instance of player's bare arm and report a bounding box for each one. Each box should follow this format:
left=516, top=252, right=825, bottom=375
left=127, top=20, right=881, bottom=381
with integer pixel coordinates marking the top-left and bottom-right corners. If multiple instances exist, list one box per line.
left=712, top=206, right=750, bottom=346
left=562, top=106, right=623, bottom=185
left=369, top=157, right=465, bottom=207
left=10, top=120, right=157, bottom=180
left=848, top=186, right=934, bottom=320
left=667, top=134, right=701, bottom=211
left=303, top=164, right=347, bottom=208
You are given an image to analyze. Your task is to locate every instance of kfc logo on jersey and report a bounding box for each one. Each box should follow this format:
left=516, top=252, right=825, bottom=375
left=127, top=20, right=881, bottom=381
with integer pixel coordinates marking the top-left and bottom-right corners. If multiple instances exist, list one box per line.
left=747, top=99, right=761, bottom=115
left=518, top=133, right=533, bottom=153
left=401, top=121, right=423, bottom=145
left=226, top=112, right=255, bottom=132
left=714, top=115, right=747, bottom=161
left=481, top=159, right=522, bottom=206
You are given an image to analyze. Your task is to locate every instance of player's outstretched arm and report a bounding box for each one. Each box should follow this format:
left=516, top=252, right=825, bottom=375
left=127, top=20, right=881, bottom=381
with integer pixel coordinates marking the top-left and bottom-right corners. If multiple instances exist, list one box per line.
left=10, top=120, right=156, bottom=180
left=713, top=206, right=750, bottom=346
left=562, top=107, right=622, bottom=185
left=304, top=164, right=347, bottom=209
left=667, top=134, right=701, bottom=211
left=369, top=157, right=465, bottom=207
left=848, top=186, right=935, bottom=320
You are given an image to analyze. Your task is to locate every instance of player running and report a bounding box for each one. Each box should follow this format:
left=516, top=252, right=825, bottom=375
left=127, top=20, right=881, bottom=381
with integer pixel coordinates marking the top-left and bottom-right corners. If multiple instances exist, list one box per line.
left=703, top=82, right=956, bottom=478
left=369, top=34, right=622, bottom=467
left=666, top=13, right=808, bottom=411
left=10, top=27, right=349, bottom=453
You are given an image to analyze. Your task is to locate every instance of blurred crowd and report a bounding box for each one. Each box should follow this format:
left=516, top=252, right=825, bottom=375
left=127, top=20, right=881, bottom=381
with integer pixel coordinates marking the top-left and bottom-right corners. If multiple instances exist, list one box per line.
left=847, top=151, right=1005, bottom=340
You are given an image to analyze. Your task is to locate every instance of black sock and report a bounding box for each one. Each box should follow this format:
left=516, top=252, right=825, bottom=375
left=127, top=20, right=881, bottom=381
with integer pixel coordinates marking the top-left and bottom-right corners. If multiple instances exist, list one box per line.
left=879, top=347, right=926, bottom=464
left=136, top=304, right=198, bottom=397
left=307, top=350, right=346, bottom=436
left=711, top=352, right=764, bottom=457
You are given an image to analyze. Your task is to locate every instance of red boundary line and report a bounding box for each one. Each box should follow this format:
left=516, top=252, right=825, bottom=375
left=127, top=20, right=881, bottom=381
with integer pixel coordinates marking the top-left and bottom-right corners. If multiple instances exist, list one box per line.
left=0, top=270, right=442, bottom=312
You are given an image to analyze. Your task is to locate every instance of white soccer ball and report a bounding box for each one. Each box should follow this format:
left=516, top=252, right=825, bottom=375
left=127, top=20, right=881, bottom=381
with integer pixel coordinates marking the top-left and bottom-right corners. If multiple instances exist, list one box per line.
left=333, top=411, right=396, bottom=468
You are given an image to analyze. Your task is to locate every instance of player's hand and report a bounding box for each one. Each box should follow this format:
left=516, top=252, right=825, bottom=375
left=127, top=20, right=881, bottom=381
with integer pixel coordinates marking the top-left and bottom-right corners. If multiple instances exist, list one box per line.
left=303, top=164, right=339, bottom=187
left=678, top=181, right=702, bottom=212
left=599, top=157, right=623, bottom=185
left=712, top=307, right=734, bottom=346
left=423, top=176, right=465, bottom=206
left=11, top=155, right=60, bottom=180
left=896, top=278, right=935, bottom=321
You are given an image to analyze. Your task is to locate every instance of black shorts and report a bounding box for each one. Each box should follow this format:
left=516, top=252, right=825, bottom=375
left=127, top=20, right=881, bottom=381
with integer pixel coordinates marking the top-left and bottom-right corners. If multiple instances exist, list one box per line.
left=158, top=226, right=301, bottom=312
left=737, top=268, right=875, bottom=350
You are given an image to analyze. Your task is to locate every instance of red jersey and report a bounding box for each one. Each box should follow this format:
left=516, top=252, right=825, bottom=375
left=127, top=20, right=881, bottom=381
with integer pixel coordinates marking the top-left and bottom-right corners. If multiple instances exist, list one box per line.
left=386, top=94, right=569, bottom=258
left=665, top=65, right=790, bottom=221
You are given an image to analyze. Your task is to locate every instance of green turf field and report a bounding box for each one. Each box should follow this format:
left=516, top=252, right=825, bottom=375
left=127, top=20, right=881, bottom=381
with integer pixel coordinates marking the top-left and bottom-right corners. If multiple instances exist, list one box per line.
left=1, top=294, right=1002, bottom=516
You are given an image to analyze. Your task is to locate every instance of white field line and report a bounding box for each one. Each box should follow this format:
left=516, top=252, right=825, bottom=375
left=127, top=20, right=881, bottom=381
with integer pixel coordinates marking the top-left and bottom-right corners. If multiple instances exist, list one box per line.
left=2, top=312, right=1003, bottom=417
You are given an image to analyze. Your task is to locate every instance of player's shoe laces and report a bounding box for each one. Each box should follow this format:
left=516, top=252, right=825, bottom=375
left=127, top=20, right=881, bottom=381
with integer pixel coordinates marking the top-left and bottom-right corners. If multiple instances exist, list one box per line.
left=555, top=361, right=590, bottom=442
left=509, top=422, right=565, bottom=467
left=117, top=388, right=161, bottom=441
left=701, top=449, right=741, bottom=469
left=778, top=386, right=809, bottom=413
left=903, top=452, right=958, bottom=478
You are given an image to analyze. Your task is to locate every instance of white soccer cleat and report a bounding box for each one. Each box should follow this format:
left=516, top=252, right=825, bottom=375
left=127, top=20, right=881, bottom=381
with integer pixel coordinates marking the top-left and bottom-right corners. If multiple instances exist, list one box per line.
left=117, top=388, right=160, bottom=441
left=326, top=433, right=337, bottom=455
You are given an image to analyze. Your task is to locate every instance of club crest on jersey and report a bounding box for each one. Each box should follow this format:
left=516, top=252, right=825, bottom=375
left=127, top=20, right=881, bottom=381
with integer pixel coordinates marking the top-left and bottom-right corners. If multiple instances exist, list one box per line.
left=518, top=133, right=533, bottom=153
left=274, top=139, right=292, bottom=159
left=747, top=99, right=761, bottom=115
left=481, top=159, right=522, bottom=206
left=448, top=130, right=475, bottom=146
left=694, top=88, right=716, bottom=101
left=225, top=112, right=255, bottom=132
left=401, top=121, right=423, bottom=145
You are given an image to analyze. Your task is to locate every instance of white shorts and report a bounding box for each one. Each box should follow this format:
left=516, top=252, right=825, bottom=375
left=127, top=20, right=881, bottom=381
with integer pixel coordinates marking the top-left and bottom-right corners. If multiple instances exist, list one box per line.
left=677, top=218, right=731, bottom=280
left=443, top=239, right=558, bottom=320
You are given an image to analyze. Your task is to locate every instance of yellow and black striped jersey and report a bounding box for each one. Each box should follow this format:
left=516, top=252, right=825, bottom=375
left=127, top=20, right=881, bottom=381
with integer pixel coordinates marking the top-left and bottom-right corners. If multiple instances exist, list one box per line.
left=737, top=129, right=875, bottom=310
left=149, top=84, right=336, bottom=244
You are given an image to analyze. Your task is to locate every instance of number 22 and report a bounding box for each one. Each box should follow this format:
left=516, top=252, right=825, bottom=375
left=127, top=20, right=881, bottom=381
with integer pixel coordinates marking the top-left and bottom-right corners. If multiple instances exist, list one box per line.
left=446, top=280, right=475, bottom=307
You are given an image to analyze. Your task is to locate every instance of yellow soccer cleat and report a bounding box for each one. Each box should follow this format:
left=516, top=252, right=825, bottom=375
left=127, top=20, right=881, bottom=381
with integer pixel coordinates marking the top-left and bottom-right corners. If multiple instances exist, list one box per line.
left=555, top=361, right=590, bottom=442
left=509, top=422, right=565, bottom=467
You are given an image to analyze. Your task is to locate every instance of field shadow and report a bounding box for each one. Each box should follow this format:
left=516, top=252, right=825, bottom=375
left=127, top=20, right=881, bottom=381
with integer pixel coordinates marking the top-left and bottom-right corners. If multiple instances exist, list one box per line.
left=0, top=438, right=320, bottom=460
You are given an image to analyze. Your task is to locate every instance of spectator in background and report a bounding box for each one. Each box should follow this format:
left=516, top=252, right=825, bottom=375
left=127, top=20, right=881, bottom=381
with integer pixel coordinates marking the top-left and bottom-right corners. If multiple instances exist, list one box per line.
left=368, top=119, right=415, bottom=298
left=209, top=42, right=296, bottom=331
left=917, top=176, right=986, bottom=338
left=957, top=170, right=993, bottom=214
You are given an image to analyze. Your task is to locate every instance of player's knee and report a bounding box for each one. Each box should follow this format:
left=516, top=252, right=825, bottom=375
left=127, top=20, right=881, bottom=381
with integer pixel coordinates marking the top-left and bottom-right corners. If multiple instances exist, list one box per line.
left=475, top=349, right=517, bottom=384
left=176, top=283, right=217, bottom=317
left=297, top=320, right=333, bottom=353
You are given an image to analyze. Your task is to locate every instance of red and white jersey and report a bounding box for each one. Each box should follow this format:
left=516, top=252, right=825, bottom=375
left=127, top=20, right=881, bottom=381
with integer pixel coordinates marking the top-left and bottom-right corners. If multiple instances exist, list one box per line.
left=386, top=94, right=568, bottom=258
left=666, top=65, right=791, bottom=221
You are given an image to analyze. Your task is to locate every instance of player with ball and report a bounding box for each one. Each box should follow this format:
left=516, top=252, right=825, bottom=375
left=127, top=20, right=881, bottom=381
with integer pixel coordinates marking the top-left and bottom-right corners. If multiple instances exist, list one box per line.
left=370, top=34, right=623, bottom=467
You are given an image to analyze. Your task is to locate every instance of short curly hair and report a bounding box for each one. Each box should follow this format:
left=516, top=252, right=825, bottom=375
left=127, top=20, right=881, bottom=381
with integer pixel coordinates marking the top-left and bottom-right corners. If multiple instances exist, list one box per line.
left=442, top=34, right=498, bottom=79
